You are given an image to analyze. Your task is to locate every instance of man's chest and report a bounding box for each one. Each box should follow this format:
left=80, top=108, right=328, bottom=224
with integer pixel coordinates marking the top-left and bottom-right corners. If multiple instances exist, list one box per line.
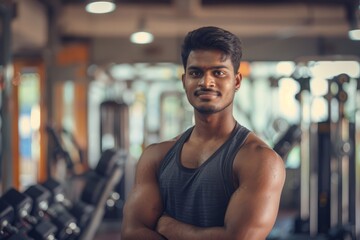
left=180, top=140, right=225, bottom=168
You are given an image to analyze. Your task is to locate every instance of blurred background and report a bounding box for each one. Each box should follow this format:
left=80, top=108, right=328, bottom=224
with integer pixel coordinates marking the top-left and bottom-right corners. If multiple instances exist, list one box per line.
left=0, top=0, right=360, bottom=239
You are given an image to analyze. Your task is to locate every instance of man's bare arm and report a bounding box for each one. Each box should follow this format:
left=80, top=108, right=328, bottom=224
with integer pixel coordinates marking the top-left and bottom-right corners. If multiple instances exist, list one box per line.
left=121, top=144, right=166, bottom=240
left=157, top=142, right=286, bottom=240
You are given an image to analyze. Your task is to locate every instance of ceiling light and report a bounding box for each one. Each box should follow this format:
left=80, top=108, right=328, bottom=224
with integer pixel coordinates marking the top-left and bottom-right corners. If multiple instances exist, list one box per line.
left=349, top=29, right=360, bottom=40
left=130, top=16, right=154, bottom=44
left=85, top=0, right=116, bottom=14
left=130, top=31, right=154, bottom=44
left=347, top=8, right=360, bottom=40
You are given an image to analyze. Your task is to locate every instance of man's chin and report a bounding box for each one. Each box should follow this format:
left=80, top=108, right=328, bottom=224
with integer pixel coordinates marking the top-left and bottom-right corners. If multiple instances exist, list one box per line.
left=195, top=106, right=219, bottom=114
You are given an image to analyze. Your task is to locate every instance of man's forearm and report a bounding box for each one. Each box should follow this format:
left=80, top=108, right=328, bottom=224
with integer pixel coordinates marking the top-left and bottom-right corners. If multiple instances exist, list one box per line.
left=122, top=227, right=167, bottom=240
left=156, top=215, right=228, bottom=240
left=156, top=214, right=270, bottom=240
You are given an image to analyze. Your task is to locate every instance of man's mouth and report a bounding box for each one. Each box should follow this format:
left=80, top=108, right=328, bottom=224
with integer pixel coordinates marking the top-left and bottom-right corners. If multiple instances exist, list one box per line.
left=194, top=89, right=220, bottom=97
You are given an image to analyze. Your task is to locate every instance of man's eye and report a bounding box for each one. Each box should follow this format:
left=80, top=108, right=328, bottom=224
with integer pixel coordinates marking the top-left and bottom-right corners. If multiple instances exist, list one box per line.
left=214, top=71, right=225, bottom=77
left=189, top=71, right=202, bottom=77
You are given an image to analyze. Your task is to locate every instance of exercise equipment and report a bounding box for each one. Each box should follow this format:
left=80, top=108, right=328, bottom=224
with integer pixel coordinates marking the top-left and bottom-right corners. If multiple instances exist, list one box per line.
left=77, top=149, right=126, bottom=240
left=0, top=146, right=126, bottom=239
left=100, top=100, right=129, bottom=152
left=291, top=69, right=359, bottom=240
left=313, top=74, right=356, bottom=239
left=98, top=101, right=129, bottom=220
left=40, top=148, right=126, bottom=239
left=27, top=220, right=57, bottom=240
left=354, top=76, right=360, bottom=239
left=66, top=201, right=94, bottom=231
left=0, top=188, right=56, bottom=240
left=1, top=188, right=37, bottom=228
left=95, top=148, right=122, bottom=177
left=3, top=232, right=32, bottom=240
left=23, top=185, right=51, bottom=219
left=23, top=184, right=78, bottom=240
left=61, top=127, right=86, bottom=168
left=273, top=124, right=302, bottom=160
left=292, top=70, right=312, bottom=236
left=40, top=178, right=94, bottom=231
left=46, top=125, right=75, bottom=180
left=45, top=204, right=78, bottom=240
left=1, top=187, right=68, bottom=240
left=0, top=199, right=19, bottom=239
left=285, top=57, right=360, bottom=240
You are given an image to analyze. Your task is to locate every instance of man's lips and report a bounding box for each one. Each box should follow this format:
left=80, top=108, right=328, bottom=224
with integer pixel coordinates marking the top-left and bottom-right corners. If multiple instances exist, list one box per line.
left=194, top=89, right=220, bottom=97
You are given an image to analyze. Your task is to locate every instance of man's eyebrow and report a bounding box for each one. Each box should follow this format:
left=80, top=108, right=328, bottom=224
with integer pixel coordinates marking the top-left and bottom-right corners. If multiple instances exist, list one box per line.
left=187, top=66, right=201, bottom=70
left=187, top=65, right=229, bottom=70
left=211, top=65, right=229, bottom=70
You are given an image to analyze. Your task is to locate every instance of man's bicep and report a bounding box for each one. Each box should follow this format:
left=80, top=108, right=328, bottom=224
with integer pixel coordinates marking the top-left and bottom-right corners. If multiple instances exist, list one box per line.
left=225, top=183, right=280, bottom=236
left=123, top=182, right=163, bottom=229
left=224, top=151, right=286, bottom=239
left=121, top=148, right=164, bottom=234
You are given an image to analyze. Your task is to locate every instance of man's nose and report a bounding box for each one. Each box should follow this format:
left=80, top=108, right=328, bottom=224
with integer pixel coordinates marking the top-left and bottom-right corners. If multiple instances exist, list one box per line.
left=199, top=73, right=215, bottom=87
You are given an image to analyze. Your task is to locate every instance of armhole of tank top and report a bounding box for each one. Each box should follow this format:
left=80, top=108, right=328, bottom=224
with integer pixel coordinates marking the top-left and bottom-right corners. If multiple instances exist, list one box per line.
left=156, top=126, right=194, bottom=178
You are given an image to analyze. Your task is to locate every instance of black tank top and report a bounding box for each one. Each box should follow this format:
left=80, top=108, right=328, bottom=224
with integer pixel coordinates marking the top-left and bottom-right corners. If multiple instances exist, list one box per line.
left=157, top=122, right=250, bottom=227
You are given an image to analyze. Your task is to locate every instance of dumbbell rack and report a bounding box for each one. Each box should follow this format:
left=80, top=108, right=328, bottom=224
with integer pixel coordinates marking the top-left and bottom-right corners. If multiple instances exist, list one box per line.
left=0, top=148, right=126, bottom=240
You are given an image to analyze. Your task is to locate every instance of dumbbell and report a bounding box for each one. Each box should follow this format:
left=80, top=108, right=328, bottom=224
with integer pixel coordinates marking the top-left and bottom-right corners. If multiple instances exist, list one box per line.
left=1, top=188, right=37, bottom=230
left=23, top=184, right=79, bottom=240
left=22, top=185, right=51, bottom=219
left=27, top=220, right=57, bottom=240
left=1, top=231, right=32, bottom=240
left=0, top=188, right=53, bottom=240
left=0, top=198, right=20, bottom=239
left=40, top=178, right=94, bottom=231
left=3, top=231, right=33, bottom=240
left=44, top=204, right=78, bottom=240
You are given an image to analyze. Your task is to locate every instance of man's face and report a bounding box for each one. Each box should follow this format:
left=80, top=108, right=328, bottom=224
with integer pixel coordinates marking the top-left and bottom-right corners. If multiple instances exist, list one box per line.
left=182, top=49, right=241, bottom=114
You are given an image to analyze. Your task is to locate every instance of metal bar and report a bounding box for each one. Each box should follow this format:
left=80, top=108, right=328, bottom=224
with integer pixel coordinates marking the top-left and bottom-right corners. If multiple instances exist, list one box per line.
left=0, top=1, right=14, bottom=194
left=355, top=80, right=360, bottom=238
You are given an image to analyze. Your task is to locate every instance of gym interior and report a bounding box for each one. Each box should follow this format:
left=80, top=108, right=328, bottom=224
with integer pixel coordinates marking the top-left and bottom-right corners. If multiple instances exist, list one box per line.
left=1, top=0, right=360, bottom=239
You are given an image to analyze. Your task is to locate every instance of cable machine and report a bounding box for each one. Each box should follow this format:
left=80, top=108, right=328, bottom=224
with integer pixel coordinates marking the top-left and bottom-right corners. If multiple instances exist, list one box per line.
left=292, top=67, right=359, bottom=239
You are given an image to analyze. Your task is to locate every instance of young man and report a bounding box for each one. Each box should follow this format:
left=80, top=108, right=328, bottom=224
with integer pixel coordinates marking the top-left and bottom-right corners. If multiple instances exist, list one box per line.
left=121, top=26, right=286, bottom=240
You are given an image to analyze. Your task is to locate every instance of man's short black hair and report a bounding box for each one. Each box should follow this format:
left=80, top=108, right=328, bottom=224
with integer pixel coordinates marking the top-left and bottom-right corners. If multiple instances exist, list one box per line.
left=181, top=26, right=243, bottom=73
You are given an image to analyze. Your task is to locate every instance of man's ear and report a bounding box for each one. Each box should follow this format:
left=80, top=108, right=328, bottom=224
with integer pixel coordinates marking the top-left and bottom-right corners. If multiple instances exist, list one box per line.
left=235, top=72, right=242, bottom=91
left=181, top=73, right=186, bottom=89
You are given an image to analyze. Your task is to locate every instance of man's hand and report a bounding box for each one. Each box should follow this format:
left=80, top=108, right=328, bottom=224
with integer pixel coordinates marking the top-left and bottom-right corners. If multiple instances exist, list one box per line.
left=156, top=213, right=172, bottom=237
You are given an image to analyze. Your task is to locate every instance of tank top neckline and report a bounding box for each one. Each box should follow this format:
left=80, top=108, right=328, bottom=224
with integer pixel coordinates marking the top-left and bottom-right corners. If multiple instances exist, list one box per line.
left=176, top=122, right=240, bottom=171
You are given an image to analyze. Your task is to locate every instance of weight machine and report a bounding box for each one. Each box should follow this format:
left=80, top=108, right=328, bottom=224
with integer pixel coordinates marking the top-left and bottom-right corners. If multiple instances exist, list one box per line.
left=292, top=64, right=360, bottom=239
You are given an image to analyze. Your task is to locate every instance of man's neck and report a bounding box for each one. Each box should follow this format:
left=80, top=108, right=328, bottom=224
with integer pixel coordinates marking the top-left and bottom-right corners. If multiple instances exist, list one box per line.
left=192, top=115, right=237, bottom=140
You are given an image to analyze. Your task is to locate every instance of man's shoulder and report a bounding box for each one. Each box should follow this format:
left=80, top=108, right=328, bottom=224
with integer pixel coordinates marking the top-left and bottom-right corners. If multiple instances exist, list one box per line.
left=234, top=133, right=285, bottom=191
left=235, top=133, right=284, bottom=171
left=140, top=133, right=183, bottom=165
left=145, top=138, right=178, bottom=155
left=239, top=133, right=274, bottom=154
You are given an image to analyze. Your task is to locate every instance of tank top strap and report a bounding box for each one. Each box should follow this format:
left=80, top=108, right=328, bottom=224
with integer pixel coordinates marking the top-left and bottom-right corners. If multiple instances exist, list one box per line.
left=222, top=122, right=251, bottom=197
left=157, top=126, right=194, bottom=176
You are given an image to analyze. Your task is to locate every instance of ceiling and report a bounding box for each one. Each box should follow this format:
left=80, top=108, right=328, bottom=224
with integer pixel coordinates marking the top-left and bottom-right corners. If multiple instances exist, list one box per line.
left=59, top=0, right=354, bottom=5
left=57, top=0, right=356, bottom=38
left=7, top=0, right=360, bottom=62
